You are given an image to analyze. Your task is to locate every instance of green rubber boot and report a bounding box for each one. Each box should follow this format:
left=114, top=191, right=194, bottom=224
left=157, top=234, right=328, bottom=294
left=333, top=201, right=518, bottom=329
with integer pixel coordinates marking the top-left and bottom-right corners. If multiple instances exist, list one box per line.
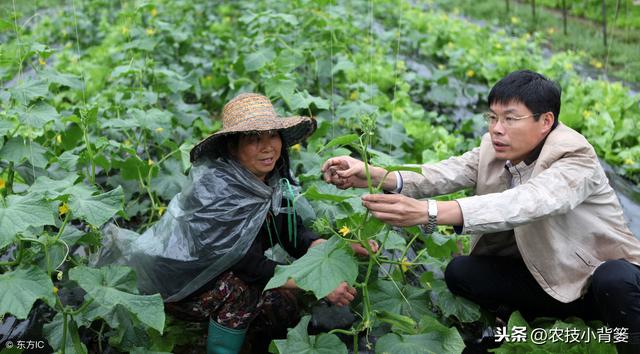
left=207, top=319, right=247, bottom=354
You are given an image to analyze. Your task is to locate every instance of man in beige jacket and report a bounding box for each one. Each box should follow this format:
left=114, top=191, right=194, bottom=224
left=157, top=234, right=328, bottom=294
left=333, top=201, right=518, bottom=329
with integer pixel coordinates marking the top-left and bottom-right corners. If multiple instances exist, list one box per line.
left=322, top=70, right=640, bottom=353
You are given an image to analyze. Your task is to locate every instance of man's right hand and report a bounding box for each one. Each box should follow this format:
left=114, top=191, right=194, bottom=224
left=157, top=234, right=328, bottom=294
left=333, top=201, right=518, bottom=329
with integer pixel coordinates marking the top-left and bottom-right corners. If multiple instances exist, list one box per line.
left=322, top=156, right=378, bottom=189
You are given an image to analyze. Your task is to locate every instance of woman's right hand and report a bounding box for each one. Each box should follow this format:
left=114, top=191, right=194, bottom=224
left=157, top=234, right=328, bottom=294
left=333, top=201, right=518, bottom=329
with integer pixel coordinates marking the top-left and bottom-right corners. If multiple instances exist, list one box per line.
left=325, top=281, right=357, bottom=307
left=321, top=156, right=372, bottom=189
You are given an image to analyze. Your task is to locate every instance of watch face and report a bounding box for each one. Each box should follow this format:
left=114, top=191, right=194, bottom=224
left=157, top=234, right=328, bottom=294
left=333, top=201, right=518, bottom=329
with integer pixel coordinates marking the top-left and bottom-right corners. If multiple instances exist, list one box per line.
left=428, top=199, right=438, bottom=216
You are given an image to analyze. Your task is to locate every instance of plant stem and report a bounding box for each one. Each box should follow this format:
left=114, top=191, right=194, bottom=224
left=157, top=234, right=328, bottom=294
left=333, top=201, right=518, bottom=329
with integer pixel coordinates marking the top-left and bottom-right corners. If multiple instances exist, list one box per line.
left=3, top=162, right=15, bottom=197
left=98, top=321, right=105, bottom=353
left=61, top=312, right=68, bottom=354
left=81, top=111, right=96, bottom=184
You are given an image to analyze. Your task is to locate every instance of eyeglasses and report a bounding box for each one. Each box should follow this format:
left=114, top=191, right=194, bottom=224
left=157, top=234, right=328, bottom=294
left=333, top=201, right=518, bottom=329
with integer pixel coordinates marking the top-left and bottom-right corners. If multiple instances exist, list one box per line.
left=482, top=112, right=541, bottom=128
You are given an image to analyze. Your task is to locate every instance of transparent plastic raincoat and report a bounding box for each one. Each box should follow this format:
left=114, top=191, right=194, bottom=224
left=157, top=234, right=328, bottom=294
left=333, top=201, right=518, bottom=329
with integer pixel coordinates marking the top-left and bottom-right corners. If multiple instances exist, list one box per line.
left=97, top=158, right=295, bottom=302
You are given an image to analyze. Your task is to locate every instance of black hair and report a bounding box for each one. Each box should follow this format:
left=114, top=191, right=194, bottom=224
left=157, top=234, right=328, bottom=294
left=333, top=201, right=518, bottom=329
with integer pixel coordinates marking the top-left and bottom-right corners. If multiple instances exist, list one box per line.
left=488, top=70, right=561, bottom=129
left=213, top=132, right=297, bottom=186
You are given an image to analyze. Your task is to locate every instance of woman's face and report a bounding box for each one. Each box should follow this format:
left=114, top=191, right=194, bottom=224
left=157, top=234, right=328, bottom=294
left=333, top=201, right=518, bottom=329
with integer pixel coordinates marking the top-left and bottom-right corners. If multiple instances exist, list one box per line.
left=233, top=130, right=282, bottom=180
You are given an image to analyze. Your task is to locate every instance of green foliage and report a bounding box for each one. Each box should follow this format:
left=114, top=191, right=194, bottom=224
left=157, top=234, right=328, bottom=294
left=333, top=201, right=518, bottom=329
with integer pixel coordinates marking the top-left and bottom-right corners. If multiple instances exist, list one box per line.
left=270, top=315, right=348, bottom=354
left=376, top=315, right=465, bottom=354
left=265, top=237, right=358, bottom=299
left=0, top=267, right=55, bottom=319
left=69, top=265, right=165, bottom=333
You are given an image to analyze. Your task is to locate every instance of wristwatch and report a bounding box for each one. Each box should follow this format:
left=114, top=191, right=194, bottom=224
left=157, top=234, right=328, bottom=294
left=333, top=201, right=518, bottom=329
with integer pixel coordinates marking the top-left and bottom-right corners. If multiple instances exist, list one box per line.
left=420, top=199, right=438, bottom=234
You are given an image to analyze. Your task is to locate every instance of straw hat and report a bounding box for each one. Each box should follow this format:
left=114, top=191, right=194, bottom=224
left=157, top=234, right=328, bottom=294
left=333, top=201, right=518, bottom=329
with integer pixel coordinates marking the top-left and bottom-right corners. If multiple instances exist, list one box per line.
left=190, top=93, right=317, bottom=162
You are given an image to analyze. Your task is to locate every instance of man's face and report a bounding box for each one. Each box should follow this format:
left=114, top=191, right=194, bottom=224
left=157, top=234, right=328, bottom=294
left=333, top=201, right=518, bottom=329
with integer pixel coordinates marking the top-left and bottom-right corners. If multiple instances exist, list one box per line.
left=488, top=101, right=554, bottom=164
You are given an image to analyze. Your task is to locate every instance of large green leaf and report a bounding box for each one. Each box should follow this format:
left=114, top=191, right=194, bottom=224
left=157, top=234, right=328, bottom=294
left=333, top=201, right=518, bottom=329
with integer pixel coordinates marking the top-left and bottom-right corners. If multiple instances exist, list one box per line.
left=107, top=306, right=152, bottom=350
left=40, top=68, right=83, bottom=89
left=117, top=156, right=151, bottom=181
left=265, top=237, right=358, bottom=299
left=155, top=68, right=191, bottom=93
left=265, top=78, right=296, bottom=102
left=69, top=266, right=165, bottom=333
left=28, top=174, right=79, bottom=200
left=308, top=200, right=350, bottom=223
left=0, top=193, right=56, bottom=248
left=69, top=186, right=124, bottom=227
left=20, top=102, right=59, bottom=129
left=320, top=134, right=359, bottom=152
left=244, top=48, right=276, bottom=72
left=0, top=267, right=56, bottom=319
left=128, top=108, right=173, bottom=132
left=304, top=183, right=354, bottom=203
left=377, top=121, right=411, bottom=149
left=287, top=90, right=330, bottom=111
left=57, top=151, right=80, bottom=171
left=378, top=230, right=406, bottom=251
left=428, top=280, right=481, bottom=323
left=0, top=119, right=14, bottom=136
left=150, top=159, right=188, bottom=200
left=369, top=280, right=431, bottom=320
left=335, top=101, right=376, bottom=119
left=0, top=137, right=48, bottom=168
left=375, top=315, right=465, bottom=354
left=43, top=313, right=88, bottom=354
left=9, top=79, right=49, bottom=104
left=270, top=316, right=347, bottom=354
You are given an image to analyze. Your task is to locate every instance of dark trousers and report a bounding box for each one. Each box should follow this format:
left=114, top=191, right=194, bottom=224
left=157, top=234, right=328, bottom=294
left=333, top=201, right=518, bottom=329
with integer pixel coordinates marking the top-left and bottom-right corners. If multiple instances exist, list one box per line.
left=165, top=271, right=301, bottom=351
left=445, top=256, right=640, bottom=353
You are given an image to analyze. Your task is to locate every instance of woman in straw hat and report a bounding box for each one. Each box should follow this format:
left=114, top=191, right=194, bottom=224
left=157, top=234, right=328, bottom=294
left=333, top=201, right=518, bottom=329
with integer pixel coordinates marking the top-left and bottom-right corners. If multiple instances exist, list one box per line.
left=103, top=93, right=377, bottom=354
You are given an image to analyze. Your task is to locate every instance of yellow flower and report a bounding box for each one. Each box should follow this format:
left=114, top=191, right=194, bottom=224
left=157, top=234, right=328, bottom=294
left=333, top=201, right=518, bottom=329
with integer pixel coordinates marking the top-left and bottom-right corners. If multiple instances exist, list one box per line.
left=151, top=8, right=158, bottom=17
left=291, top=144, right=301, bottom=153
left=338, top=225, right=350, bottom=237
left=158, top=206, right=166, bottom=216
left=494, top=43, right=503, bottom=50
left=511, top=16, right=520, bottom=24
left=563, top=62, right=573, bottom=71
left=121, top=26, right=129, bottom=35
left=148, top=159, right=154, bottom=166
left=624, top=158, right=635, bottom=165
left=582, top=110, right=592, bottom=118
left=123, top=139, right=132, bottom=147
left=547, top=27, right=556, bottom=35
left=56, top=134, right=62, bottom=144
left=437, top=64, right=446, bottom=70
left=205, top=75, right=213, bottom=81
left=590, top=59, right=603, bottom=69
left=53, top=286, right=59, bottom=295
left=350, top=91, right=359, bottom=101
left=146, top=28, right=155, bottom=36
left=0, top=178, right=5, bottom=190
left=58, top=202, right=69, bottom=216
left=38, top=57, right=46, bottom=66
left=466, top=69, right=475, bottom=78
left=155, top=127, right=164, bottom=133
left=401, top=257, right=411, bottom=273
